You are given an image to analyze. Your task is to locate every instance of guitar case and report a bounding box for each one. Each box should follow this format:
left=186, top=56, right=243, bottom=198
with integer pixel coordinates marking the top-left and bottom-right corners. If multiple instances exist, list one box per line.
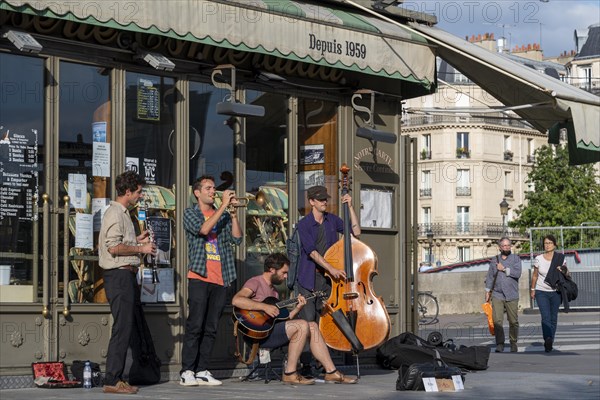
left=376, top=332, right=490, bottom=371
left=396, top=351, right=465, bottom=391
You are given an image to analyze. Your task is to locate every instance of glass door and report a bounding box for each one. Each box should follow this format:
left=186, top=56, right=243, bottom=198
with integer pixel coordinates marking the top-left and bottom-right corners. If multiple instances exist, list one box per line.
left=0, top=53, right=44, bottom=305
left=245, top=91, right=289, bottom=286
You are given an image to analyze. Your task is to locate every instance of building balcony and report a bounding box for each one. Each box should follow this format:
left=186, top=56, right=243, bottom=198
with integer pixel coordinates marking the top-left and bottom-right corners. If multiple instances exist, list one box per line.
left=527, top=154, right=535, bottom=164
left=403, top=114, right=531, bottom=129
left=456, top=147, right=471, bottom=159
left=417, top=223, right=527, bottom=238
left=504, top=189, right=514, bottom=198
left=503, top=150, right=513, bottom=161
left=456, top=186, right=471, bottom=196
left=420, top=188, right=432, bottom=197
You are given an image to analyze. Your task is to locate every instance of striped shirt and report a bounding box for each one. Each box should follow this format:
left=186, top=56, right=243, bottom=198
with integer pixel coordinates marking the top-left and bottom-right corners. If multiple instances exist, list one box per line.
left=183, top=204, right=242, bottom=287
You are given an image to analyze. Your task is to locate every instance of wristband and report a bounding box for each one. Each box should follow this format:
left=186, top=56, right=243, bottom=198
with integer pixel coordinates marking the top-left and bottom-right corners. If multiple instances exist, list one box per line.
left=530, top=288, right=535, bottom=291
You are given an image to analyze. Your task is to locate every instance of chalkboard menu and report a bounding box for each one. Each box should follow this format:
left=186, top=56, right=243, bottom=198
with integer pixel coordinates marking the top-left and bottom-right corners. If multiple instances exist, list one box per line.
left=0, top=129, right=39, bottom=221
left=137, top=78, right=160, bottom=121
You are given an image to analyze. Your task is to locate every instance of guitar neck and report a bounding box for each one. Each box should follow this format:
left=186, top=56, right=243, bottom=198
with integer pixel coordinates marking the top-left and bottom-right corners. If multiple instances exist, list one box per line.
left=276, top=292, right=319, bottom=309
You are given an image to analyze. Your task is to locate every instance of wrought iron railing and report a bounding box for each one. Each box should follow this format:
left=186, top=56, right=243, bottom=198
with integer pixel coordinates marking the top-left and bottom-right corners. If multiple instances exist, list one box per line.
left=527, top=155, right=535, bottom=163
left=420, top=188, right=432, bottom=197
left=456, top=187, right=471, bottom=196
left=404, top=114, right=532, bottom=129
left=504, top=189, right=514, bottom=198
left=417, top=223, right=527, bottom=238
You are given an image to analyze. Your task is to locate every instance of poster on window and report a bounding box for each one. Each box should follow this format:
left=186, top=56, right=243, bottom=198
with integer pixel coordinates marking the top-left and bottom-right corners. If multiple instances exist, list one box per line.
left=300, top=170, right=325, bottom=188
left=0, top=128, right=38, bottom=222
left=136, top=78, right=160, bottom=121
left=125, top=157, right=139, bottom=174
left=360, top=186, right=393, bottom=228
left=147, top=216, right=171, bottom=265
left=300, top=144, right=325, bottom=165
left=142, top=158, right=157, bottom=185
left=92, top=121, right=106, bottom=143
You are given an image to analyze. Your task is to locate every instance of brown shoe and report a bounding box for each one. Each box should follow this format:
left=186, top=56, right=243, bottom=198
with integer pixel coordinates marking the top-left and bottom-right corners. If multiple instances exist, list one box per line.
left=324, top=370, right=358, bottom=384
left=103, top=381, right=139, bottom=394
left=282, top=371, right=315, bottom=385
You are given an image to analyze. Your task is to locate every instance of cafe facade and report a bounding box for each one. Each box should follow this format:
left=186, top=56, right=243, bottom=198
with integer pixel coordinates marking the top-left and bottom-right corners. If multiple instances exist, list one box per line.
left=0, top=0, right=437, bottom=386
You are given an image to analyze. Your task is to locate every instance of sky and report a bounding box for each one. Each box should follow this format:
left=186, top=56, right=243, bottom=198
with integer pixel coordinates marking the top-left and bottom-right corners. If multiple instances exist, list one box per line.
left=400, top=1, right=600, bottom=57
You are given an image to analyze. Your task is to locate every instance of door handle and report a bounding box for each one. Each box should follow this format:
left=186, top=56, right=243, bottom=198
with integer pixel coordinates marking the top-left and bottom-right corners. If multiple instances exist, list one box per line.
left=62, top=195, right=70, bottom=318
left=42, top=194, right=50, bottom=318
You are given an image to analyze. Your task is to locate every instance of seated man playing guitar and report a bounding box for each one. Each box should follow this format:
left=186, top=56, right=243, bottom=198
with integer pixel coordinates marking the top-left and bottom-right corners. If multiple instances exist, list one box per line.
left=232, top=253, right=357, bottom=385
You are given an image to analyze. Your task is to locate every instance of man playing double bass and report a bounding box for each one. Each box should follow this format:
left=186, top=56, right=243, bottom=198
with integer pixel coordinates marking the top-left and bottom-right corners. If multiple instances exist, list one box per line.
left=294, top=185, right=360, bottom=377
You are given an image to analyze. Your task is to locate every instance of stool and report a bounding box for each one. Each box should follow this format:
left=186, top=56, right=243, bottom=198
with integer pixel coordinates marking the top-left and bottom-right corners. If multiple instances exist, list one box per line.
left=241, top=348, right=282, bottom=383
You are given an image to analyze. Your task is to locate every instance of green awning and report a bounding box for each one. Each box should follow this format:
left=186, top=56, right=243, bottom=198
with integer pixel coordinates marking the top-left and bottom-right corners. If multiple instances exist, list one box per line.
left=1, top=0, right=435, bottom=91
left=408, top=22, right=600, bottom=165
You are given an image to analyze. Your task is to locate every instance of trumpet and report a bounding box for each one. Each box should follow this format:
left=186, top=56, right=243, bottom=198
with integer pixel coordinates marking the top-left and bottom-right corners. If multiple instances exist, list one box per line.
left=214, top=194, right=250, bottom=207
left=214, top=191, right=267, bottom=208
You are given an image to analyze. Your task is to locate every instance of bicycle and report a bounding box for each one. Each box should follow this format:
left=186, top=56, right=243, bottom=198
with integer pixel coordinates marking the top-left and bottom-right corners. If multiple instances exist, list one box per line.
left=416, top=291, right=439, bottom=325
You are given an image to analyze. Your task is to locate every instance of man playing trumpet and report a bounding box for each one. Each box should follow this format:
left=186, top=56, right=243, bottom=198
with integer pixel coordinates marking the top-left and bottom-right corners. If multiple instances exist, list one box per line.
left=180, top=175, right=243, bottom=386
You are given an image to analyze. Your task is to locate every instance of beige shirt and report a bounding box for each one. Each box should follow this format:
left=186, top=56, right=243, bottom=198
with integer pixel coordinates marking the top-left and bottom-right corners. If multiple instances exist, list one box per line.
left=98, top=201, right=141, bottom=270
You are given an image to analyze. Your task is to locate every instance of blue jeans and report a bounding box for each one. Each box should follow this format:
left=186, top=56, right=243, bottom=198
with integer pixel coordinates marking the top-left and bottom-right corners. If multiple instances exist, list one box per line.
left=535, top=290, right=561, bottom=342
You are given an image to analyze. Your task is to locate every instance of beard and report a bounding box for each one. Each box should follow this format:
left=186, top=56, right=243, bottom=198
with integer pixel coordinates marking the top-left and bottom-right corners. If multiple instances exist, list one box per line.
left=270, top=274, right=284, bottom=285
left=501, top=250, right=511, bottom=256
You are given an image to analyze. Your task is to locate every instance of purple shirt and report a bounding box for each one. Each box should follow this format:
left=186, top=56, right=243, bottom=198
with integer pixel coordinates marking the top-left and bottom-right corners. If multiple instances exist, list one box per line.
left=296, top=211, right=344, bottom=290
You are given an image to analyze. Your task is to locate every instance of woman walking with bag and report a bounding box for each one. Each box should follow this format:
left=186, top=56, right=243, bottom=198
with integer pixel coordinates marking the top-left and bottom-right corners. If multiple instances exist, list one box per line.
left=531, top=234, right=567, bottom=353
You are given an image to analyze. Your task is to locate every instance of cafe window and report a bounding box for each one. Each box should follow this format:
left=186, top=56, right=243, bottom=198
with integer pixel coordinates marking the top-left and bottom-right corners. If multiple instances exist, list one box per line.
left=297, top=98, right=338, bottom=216
left=188, top=82, right=235, bottom=189
left=0, top=53, right=44, bottom=301
left=59, top=61, right=111, bottom=304
left=125, top=72, right=176, bottom=303
left=244, top=90, right=289, bottom=282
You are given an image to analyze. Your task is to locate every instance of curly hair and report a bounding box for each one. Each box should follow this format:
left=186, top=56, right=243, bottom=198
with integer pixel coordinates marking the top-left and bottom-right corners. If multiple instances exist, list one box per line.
left=115, top=170, right=146, bottom=196
left=264, top=253, right=290, bottom=272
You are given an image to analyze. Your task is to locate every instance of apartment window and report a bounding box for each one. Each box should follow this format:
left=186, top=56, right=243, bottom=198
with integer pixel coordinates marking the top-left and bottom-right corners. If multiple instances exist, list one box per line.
left=421, top=134, right=431, bottom=159
left=503, top=135, right=513, bottom=161
left=504, top=172, right=513, bottom=198
left=456, top=132, right=470, bottom=158
left=582, top=66, right=592, bottom=91
left=457, top=206, right=470, bottom=232
left=527, top=139, right=535, bottom=163
left=456, top=169, right=471, bottom=196
left=422, top=207, right=431, bottom=228
left=420, top=170, right=431, bottom=197
left=458, top=246, right=470, bottom=262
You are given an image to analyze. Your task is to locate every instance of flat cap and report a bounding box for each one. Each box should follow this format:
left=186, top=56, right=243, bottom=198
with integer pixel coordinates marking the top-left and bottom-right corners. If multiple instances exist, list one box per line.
left=307, top=185, right=330, bottom=200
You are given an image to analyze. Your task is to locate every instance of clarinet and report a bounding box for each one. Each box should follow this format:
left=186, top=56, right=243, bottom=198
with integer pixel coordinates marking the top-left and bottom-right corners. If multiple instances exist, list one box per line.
left=142, top=200, right=160, bottom=284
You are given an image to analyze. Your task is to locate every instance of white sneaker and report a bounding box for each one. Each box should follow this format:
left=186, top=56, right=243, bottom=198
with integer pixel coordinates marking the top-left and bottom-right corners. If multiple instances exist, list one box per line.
left=195, top=370, right=222, bottom=386
left=180, top=370, right=199, bottom=386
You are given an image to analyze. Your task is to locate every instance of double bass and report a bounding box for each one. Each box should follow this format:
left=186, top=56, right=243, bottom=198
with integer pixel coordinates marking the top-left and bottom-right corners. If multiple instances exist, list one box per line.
left=319, top=164, right=391, bottom=352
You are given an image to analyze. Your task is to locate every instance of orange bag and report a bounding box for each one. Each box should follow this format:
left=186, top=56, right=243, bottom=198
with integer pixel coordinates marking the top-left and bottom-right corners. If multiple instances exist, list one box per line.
left=482, top=302, right=494, bottom=336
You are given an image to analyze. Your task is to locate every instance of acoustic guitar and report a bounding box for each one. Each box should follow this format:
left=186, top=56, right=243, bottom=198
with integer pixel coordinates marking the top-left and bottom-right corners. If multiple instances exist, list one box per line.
left=233, top=291, right=326, bottom=340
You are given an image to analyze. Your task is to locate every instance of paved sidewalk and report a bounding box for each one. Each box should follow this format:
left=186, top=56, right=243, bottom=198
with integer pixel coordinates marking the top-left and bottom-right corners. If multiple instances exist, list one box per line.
left=2, top=312, right=598, bottom=399
left=1, top=363, right=598, bottom=400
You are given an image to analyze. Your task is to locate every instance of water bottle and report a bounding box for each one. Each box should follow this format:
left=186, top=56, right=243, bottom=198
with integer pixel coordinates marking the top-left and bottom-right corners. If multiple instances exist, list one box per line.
left=83, top=361, right=92, bottom=389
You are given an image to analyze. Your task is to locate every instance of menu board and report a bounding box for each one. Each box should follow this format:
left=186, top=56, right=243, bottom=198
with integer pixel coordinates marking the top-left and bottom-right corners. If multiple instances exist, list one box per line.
left=0, top=128, right=39, bottom=221
left=136, top=78, right=160, bottom=121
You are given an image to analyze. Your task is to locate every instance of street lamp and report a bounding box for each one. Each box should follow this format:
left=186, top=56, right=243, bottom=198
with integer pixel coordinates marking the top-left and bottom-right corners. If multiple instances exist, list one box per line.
left=426, top=228, right=434, bottom=264
left=499, top=198, right=509, bottom=236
